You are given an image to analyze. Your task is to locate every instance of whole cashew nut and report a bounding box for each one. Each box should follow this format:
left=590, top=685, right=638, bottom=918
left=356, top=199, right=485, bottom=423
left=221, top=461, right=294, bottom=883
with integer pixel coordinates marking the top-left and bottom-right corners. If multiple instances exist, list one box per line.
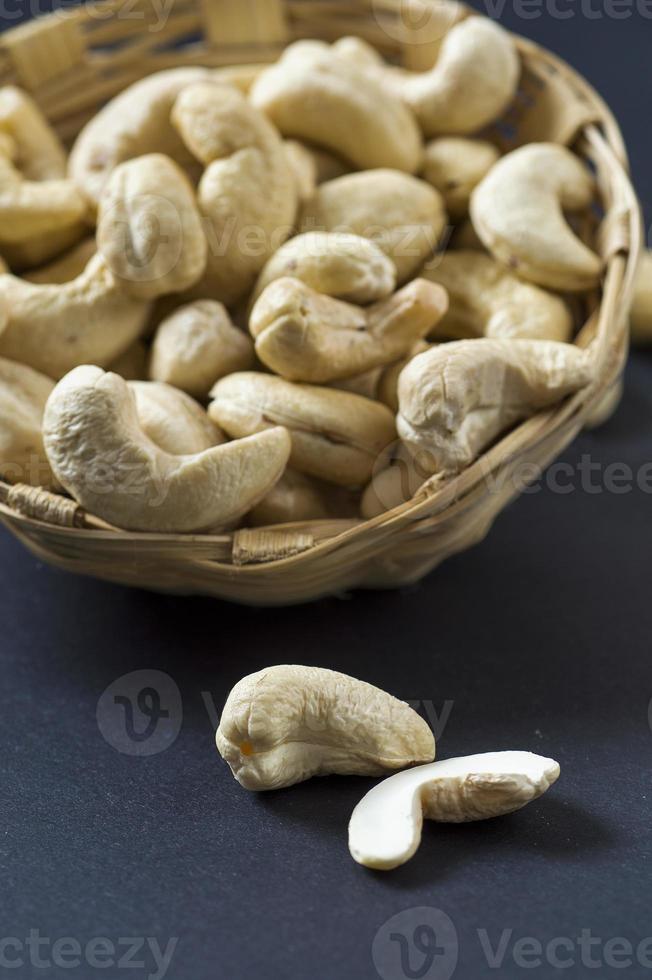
left=251, top=232, right=397, bottom=307
left=423, top=137, right=499, bottom=219
left=250, top=277, right=448, bottom=383
left=470, top=143, right=603, bottom=291
left=97, top=153, right=207, bottom=301
left=349, top=751, right=560, bottom=870
left=209, top=372, right=396, bottom=488
left=129, top=381, right=225, bottom=455
left=0, top=356, right=55, bottom=487
left=301, top=170, right=446, bottom=284
left=171, top=81, right=298, bottom=307
left=397, top=339, right=592, bottom=475
left=149, top=300, right=255, bottom=400
left=0, top=254, right=150, bottom=379
left=423, top=251, right=573, bottom=342
left=216, top=664, right=436, bottom=791
left=43, top=366, right=291, bottom=532
left=250, top=41, right=423, bottom=173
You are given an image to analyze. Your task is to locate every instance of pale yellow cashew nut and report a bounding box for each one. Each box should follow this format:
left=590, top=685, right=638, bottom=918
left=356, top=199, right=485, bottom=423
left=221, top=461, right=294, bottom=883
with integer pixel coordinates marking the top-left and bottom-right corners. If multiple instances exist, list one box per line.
left=422, top=137, right=500, bottom=220
left=0, top=357, right=55, bottom=488
left=129, top=381, right=225, bottom=455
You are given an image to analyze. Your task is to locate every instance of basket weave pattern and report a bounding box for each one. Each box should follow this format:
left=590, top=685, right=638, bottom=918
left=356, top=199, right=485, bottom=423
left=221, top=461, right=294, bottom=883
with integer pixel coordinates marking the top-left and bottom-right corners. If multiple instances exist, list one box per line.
left=0, top=0, right=641, bottom=604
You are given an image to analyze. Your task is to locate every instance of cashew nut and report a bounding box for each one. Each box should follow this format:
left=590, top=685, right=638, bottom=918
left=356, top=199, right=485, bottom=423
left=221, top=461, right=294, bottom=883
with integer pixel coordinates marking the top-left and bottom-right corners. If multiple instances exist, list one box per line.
left=349, top=751, right=560, bottom=870
left=397, top=339, right=592, bottom=475
left=129, top=381, right=225, bottom=455
left=470, top=143, right=602, bottom=291
left=209, top=372, right=396, bottom=488
left=249, top=469, right=356, bottom=527
left=43, top=366, right=291, bottom=532
left=251, top=232, right=397, bottom=307
left=250, top=277, right=448, bottom=383
left=216, top=664, right=436, bottom=791
left=0, top=85, right=67, bottom=180
left=250, top=41, right=423, bottom=174
left=361, top=444, right=431, bottom=519
left=423, top=137, right=499, bottom=219
left=301, top=170, right=446, bottom=284
left=631, top=249, right=652, bottom=345
left=0, top=148, right=87, bottom=246
left=25, top=238, right=96, bottom=284
left=171, top=81, right=297, bottom=306
left=0, top=254, right=150, bottom=379
left=97, top=153, right=207, bottom=300
left=377, top=341, right=432, bottom=412
left=423, top=251, right=573, bottom=342
left=149, top=300, right=255, bottom=399
left=0, top=356, right=55, bottom=487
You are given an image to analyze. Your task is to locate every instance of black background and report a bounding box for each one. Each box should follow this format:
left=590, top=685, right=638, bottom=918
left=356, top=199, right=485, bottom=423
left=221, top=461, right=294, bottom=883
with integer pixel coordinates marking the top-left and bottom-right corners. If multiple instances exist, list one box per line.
left=1, top=3, right=651, bottom=979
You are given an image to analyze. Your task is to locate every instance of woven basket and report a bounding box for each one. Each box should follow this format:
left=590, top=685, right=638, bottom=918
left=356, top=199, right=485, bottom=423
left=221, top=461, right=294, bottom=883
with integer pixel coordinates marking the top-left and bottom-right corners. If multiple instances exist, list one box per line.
left=0, top=0, right=641, bottom=605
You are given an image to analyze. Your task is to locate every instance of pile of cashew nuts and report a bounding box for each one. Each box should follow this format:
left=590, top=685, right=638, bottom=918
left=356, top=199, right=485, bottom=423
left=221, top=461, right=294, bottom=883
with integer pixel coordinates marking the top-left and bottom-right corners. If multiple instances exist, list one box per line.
left=0, top=14, right=643, bottom=532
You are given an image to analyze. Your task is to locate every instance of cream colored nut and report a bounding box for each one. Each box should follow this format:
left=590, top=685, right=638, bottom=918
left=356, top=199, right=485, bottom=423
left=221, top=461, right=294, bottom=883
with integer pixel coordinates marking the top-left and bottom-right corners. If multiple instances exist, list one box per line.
left=584, top=380, right=623, bottom=429
left=129, top=381, right=224, bottom=455
left=361, top=443, right=430, bottom=519
left=43, top=366, right=291, bottom=532
left=109, top=340, right=148, bottom=381
left=0, top=356, right=55, bottom=487
left=423, top=137, right=499, bottom=219
left=0, top=254, right=150, bottom=380
left=349, top=751, right=560, bottom=870
left=424, top=251, right=572, bottom=342
left=69, top=68, right=213, bottom=207
left=216, top=664, right=436, bottom=791
left=398, top=339, right=592, bottom=475
left=251, top=277, right=448, bottom=384
left=249, top=469, right=356, bottom=526
left=377, top=340, right=431, bottom=412
left=283, top=140, right=318, bottom=204
left=25, top=238, right=96, bottom=284
left=631, top=249, right=652, bottom=344
left=172, top=82, right=297, bottom=307
left=97, top=153, right=207, bottom=301
left=251, top=232, right=397, bottom=306
left=209, top=372, right=396, bottom=488
left=250, top=41, right=423, bottom=173
left=301, top=170, right=446, bottom=284
left=149, top=300, right=255, bottom=399
left=471, top=143, right=602, bottom=292
left=0, top=85, right=67, bottom=180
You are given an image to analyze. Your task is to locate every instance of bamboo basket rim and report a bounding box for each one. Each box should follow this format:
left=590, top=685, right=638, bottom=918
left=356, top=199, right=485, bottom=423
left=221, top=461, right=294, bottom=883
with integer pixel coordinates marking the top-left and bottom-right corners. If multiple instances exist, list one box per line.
left=0, top=0, right=642, bottom=588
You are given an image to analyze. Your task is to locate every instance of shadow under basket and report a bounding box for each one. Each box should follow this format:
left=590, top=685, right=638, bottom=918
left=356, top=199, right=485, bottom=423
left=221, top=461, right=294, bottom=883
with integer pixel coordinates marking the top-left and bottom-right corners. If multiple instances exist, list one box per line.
left=0, top=0, right=642, bottom=605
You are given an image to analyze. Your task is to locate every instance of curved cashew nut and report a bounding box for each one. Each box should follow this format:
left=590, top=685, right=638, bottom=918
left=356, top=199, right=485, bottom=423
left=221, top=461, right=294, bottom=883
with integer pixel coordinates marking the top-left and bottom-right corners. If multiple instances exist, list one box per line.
left=43, top=366, right=291, bottom=532
left=209, top=372, right=396, bottom=488
left=250, top=277, right=448, bottom=383
left=25, top=238, right=96, bottom=284
left=249, top=469, right=356, bottom=527
left=0, top=85, right=67, bottom=180
left=349, top=751, right=560, bottom=870
left=149, top=300, right=255, bottom=400
left=251, top=232, right=397, bottom=307
left=129, top=381, right=225, bottom=455
left=0, top=254, right=150, bottom=379
left=97, top=153, right=207, bottom=300
left=424, top=251, right=572, bottom=342
left=250, top=41, right=423, bottom=174
left=216, top=664, right=436, bottom=791
left=0, top=356, right=55, bottom=487
left=68, top=68, right=213, bottom=207
left=631, top=249, right=652, bottom=345
left=397, top=339, right=592, bottom=475
left=423, top=137, right=499, bottom=219
left=171, top=81, right=298, bottom=307
left=470, top=143, right=602, bottom=291
left=301, top=169, right=446, bottom=284
left=0, top=149, right=87, bottom=245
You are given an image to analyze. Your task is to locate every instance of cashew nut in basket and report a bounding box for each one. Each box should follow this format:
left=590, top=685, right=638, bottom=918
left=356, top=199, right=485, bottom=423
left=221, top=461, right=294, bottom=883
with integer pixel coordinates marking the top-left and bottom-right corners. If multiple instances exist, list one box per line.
left=209, top=372, right=396, bottom=488
left=422, top=137, right=500, bottom=219
left=43, top=366, right=291, bottom=533
left=250, top=277, right=448, bottom=383
left=171, top=81, right=298, bottom=307
left=0, top=357, right=55, bottom=488
left=349, top=751, right=560, bottom=870
left=470, top=143, right=603, bottom=291
left=216, top=664, right=435, bottom=791
left=250, top=40, right=423, bottom=173
left=301, top=169, right=446, bottom=284
left=129, top=381, right=225, bottom=455
left=397, top=339, right=593, bottom=475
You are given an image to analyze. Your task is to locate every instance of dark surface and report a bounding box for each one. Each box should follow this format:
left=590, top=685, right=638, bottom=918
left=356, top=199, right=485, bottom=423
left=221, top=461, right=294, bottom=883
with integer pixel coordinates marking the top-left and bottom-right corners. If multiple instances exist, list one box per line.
left=1, top=5, right=652, bottom=980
